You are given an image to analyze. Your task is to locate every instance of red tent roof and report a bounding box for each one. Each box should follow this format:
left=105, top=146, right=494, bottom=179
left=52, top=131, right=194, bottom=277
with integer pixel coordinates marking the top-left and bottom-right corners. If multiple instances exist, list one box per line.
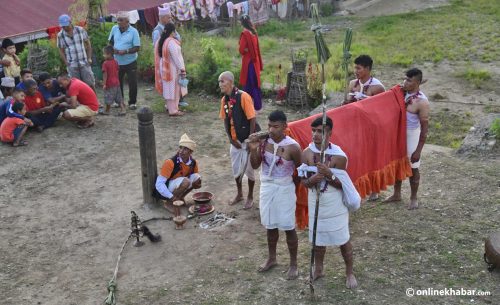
left=0, top=0, right=167, bottom=39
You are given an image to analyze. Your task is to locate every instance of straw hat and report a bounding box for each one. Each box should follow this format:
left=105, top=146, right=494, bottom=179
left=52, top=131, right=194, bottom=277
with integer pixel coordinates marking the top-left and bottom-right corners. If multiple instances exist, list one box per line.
left=179, top=134, right=196, bottom=151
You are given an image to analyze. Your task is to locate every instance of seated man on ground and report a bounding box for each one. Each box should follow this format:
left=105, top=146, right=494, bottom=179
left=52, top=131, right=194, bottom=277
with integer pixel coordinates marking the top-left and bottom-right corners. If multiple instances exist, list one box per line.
left=38, top=72, right=66, bottom=105
left=23, top=79, right=62, bottom=131
left=0, top=101, right=32, bottom=146
left=57, top=73, right=99, bottom=128
left=155, top=134, right=202, bottom=209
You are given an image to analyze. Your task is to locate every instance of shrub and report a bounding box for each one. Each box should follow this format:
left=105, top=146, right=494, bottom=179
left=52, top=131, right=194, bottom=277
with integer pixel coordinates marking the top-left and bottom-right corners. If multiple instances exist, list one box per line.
left=18, top=39, right=64, bottom=76
left=490, top=118, right=500, bottom=139
left=458, top=67, right=492, bottom=89
left=191, top=38, right=239, bottom=95
left=307, top=63, right=323, bottom=108
left=88, top=22, right=114, bottom=66
left=137, top=35, right=155, bottom=82
left=320, top=3, right=334, bottom=17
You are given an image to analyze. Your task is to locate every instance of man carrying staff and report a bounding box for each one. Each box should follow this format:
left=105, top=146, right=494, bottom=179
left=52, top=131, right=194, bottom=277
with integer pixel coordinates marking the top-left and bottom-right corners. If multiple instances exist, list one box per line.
left=385, top=68, right=430, bottom=210
left=248, top=110, right=302, bottom=280
left=155, top=134, right=202, bottom=208
left=218, top=71, right=257, bottom=209
left=298, top=116, right=359, bottom=289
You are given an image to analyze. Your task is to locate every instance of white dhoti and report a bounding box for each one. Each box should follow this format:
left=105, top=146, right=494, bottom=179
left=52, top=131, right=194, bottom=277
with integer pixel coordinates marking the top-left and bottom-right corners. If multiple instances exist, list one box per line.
left=407, top=127, right=421, bottom=169
left=167, top=173, right=201, bottom=192
left=259, top=176, right=296, bottom=231
left=230, top=143, right=255, bottom=180
left=308, top=187, right=350, bottom=246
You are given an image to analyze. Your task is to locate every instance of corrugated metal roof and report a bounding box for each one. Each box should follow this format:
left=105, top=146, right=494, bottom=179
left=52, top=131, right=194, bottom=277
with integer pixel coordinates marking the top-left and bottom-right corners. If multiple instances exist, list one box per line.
left=0, top=0, right=167, bottom=39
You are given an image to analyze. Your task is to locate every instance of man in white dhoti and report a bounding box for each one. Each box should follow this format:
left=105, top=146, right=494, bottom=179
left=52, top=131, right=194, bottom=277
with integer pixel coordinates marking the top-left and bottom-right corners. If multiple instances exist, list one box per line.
left=219, top=71, right=258, bottom=209
left=248, top=110, right=302, bottom=280
left=299, top=116, right=359, bottom=289
left=385, top=68, right=430, bottom=210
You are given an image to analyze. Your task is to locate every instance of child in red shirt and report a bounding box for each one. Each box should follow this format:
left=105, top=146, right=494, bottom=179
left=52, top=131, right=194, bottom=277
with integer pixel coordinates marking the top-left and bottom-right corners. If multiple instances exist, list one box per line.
left=101, top=46, right=125, bottom=116
left=0, top=101, right=32, bottom=146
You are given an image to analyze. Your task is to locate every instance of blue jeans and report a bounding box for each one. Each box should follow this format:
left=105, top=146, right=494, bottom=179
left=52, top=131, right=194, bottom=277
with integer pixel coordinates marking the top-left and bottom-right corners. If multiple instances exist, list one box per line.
left=29, top=106, right=62, bottom=128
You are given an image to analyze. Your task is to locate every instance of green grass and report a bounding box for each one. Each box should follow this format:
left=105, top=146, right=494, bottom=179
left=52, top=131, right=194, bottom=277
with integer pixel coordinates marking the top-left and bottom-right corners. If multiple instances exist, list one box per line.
left=490, top=118, right=500, bottom=139
left=175, top=0, right=499, bottom=95
left=427, top=111, right=474, bottom=148
left=483, top=105, right=500, bottom=114
left=457, top=67, right=492, bottom=88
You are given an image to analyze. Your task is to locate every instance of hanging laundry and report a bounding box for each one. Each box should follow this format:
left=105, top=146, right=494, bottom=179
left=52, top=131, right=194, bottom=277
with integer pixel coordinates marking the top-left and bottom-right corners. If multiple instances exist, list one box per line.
left=248, top=0, right=269, bottom=26
left=176, top=0, right=196, bottom=21
left=143, top=6, right=160, bottom=29
left=277, top=0, right=287, bottom=19
left=227, top=1, right=234, bottom=17
left=127, top=10, right=140, bottom=24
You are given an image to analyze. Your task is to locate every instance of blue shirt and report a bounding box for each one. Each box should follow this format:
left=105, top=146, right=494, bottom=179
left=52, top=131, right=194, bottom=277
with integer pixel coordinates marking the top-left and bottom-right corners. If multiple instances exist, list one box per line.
left=0, top=98, right=24, bottom=125
left=15, top=82, right=26, bottom=91
left=38, top=80, right=64, bottom=101
left=108, top=25, right=141, bottom=66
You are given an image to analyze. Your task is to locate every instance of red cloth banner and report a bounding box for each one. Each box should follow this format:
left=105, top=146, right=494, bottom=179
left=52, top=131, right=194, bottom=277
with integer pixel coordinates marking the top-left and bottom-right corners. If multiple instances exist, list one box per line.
left=289, top=85, right=412, bottom=200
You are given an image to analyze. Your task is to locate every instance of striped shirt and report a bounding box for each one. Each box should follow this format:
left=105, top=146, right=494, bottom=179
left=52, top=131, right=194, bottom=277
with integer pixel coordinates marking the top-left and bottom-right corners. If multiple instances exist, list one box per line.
left=57, top=26, right=89, bottom=67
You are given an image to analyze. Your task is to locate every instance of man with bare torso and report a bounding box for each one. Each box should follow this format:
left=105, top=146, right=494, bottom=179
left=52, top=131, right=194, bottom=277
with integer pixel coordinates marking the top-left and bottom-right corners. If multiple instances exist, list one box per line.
left=248, top=110, right=302, bottom=279
left=345, top=54, right=385, bottom=201
left=345, top=54, right=385, bottom=104
left=385, top=68, right=430, bottom=210
left=299, top=116, right=358, bottom=289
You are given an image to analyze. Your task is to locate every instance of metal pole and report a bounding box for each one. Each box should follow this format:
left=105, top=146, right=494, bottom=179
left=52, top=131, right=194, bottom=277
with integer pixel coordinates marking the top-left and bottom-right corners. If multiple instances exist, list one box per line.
left=137, top=107, right=158, bottom=207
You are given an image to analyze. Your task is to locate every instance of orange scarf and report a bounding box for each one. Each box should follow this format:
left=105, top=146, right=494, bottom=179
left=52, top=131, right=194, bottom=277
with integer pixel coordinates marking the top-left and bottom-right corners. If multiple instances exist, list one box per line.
left=154, top=37, right=180, bottom=95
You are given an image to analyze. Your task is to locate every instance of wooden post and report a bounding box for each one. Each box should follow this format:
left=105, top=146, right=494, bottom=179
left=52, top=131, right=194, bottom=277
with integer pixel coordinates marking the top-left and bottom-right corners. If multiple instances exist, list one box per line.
left=137, top=106, right=158, bottom=207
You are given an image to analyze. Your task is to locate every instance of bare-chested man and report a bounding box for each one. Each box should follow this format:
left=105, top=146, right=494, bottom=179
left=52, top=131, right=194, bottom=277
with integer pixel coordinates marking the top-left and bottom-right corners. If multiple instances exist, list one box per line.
left=219, top=71, right=258, bottom=209
left=385, top=68, right=430, bottom=210
left=248, top=110, right=302, bottom=279
left=298, top=116, right=358, bottom=289
left=345, top=54, right=385, bottom=104
left=345, top=54, right=385, bottom=201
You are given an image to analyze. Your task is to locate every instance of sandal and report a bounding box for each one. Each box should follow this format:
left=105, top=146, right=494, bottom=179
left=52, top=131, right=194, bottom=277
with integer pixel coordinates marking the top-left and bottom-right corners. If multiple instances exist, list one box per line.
left=116, top=111, right=126, bottom=117
left=98, top=109, right=110, bottom=115
left=168, top=111, right=184, bottom=117
left=13, top=140, right=28, bottom=147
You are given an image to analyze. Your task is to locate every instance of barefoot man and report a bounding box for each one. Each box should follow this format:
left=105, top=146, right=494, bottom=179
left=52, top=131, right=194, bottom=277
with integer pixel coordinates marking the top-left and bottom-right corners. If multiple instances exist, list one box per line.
left=155, top=134, right=202, bottom=209
left=345, top=54, right=385, bottom=201
left=248, top=110, right=302, bottom=279
left=219, top=71, right=258, bottom=209
left=385, top=68, right=430, bottom=210
left=298, top=116, right=358, bottom=288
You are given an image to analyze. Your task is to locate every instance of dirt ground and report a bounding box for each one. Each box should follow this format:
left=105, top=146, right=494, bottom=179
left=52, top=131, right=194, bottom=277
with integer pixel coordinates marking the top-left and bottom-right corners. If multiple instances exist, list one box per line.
left=1, top=3, right=500, bottom=305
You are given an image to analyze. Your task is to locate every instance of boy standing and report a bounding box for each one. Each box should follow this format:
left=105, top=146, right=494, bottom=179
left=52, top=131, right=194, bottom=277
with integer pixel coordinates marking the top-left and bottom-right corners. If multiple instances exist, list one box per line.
left=101, top=46, right=125, bottom=116
left=1, top=39, right=21, bottom=84
left=0, top=101, right=32, bottom=146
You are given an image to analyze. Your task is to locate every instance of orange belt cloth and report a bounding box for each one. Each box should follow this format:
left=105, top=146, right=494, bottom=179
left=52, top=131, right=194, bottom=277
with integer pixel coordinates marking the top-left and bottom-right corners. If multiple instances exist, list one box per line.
left=288, top=85, right=412, bottom=228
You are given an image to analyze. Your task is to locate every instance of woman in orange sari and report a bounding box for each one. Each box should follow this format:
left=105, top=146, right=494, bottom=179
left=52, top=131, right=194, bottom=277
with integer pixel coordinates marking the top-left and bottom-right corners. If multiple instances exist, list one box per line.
left=239, top=15, right=263, bottom=111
